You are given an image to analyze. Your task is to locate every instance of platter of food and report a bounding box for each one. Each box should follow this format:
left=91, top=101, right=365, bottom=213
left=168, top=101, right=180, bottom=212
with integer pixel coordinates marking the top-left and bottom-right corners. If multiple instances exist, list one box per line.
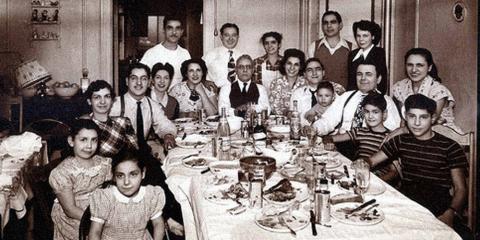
left=263, top=179, right=308, bottom=205
left=255, top=210, right=309, bottom=233
left=182, top=156, right=215, bottom=170
left=174, top=117, right=195, bottom=124
left=176, top=134, right=209, bottom=149
left=203, top=182, right=249, bottom=205
left=330, top=202, right=385, bottom=226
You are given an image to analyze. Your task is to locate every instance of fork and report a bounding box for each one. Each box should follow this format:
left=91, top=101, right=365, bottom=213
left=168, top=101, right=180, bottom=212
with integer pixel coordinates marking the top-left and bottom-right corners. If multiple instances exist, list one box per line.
left=278, top=216, right=296, bottom=236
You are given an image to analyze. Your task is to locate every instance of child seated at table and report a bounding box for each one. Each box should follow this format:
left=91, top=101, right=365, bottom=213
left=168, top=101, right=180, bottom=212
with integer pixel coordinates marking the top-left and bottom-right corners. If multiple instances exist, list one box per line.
left=304, top=81, right=336, bottom=123
left=49, top=119, right=112, bottom=240
left=368, top=94, right=468, bottom=234
left=323, top=92, right=400, bottom=185
left=89, top=149, right=166, bottom=240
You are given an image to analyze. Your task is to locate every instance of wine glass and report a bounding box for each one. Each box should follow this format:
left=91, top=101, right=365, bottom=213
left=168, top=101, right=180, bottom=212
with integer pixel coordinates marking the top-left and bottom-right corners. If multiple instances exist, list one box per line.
left=353, top=159, right=370, bottom=199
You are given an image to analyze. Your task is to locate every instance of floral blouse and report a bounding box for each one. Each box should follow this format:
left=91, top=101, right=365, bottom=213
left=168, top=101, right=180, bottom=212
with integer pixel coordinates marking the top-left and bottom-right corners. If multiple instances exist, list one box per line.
left=268, top=76, right=307, bottom=115
left=169, top=81, right=216, bottom=114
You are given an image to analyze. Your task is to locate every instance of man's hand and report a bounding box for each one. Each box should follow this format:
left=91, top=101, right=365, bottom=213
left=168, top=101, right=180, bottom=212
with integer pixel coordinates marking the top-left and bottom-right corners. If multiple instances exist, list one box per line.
left=203, top=80, right=218, bottom=93
left=167, top=218, right=184, bottom=236
left=437, top=209, right=455, bottom=227
left=234, top=104, right=250, bottom=115
left=163, top=134, right=176, bottom=149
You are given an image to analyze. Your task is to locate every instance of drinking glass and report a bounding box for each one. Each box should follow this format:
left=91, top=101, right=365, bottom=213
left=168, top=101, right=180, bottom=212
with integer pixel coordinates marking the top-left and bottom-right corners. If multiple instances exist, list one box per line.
left=303, top=126, right=318, bottom=150
left=353, top=159, right=370, bottom=198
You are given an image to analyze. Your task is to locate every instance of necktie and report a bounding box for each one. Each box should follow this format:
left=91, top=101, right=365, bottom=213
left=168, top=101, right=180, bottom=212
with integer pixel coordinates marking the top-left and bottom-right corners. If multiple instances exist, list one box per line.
left=136, top=101, right=145, bottom=145
left=310, top=89, right=317, bottom=107
left=352, top=95, right=366, bottom=128
left=227, top=50, right=235, bottom=82
left=242, top=82, right=248, bottom=94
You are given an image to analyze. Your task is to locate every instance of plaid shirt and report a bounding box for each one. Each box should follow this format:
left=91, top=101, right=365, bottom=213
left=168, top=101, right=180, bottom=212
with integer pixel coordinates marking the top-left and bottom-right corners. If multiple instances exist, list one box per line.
left=90, top=115, right=139, bottom=157
left=252, top=54, right=282, bottom=84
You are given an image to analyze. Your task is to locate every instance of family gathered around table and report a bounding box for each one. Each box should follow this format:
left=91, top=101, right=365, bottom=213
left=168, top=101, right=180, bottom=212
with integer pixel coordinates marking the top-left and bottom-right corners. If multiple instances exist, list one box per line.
left=0, top=11, right=474, bottom=240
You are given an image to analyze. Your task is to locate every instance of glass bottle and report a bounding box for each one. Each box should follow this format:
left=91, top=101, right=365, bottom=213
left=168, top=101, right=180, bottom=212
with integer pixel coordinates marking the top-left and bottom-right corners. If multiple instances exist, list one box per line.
left=217, top=107, right=231, bottom=160
left=253, top=113, right=267, bottom=141
left=290, top=100, right=301, bottom=141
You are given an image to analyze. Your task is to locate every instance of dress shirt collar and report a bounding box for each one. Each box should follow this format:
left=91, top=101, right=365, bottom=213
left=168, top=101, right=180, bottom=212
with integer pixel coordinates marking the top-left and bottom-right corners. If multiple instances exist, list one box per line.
left=221, top=45, right=236, bottom=54
left=150, top=89, right=168, bottom=107
left=353, top=44, right=375, bottom=62
left=236, top=80, right=251, bottom=90
left=319, top=37, right=350, bottom=54
left=112, top=185, right=145, bottom=203
left=126, top=92, right=146, bottom=104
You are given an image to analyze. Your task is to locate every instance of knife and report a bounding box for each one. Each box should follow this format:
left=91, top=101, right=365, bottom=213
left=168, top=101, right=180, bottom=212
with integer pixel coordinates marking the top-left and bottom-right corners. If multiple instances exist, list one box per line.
left=309, top=210, right=317, bottom=236
left=346, top=199, right=376, bottom=215
left=343, top=165, right=349, bottom=178
left=181, top=132, right=187, bottom=140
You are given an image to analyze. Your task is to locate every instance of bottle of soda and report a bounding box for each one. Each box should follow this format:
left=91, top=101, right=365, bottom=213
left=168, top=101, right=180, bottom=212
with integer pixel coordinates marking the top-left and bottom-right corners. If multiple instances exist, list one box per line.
left=290, top=100, right=301, bottom=141
left=253, top=112, right=267, bottom=141
left=217, top=107, right=231, bottom=160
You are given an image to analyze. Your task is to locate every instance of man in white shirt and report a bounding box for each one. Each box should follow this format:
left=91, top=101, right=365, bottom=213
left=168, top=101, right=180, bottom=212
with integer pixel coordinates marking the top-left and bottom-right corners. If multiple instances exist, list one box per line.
left=218, top=55, right=270, bottom=117
left=307, top=11, right=352, bottom=88
left=140, top=15, right=191, bottom=91
left=203, top=23, right=240, bottom=88
left=313, top=61, right=400, bottom=136
left=110, top=63, right=177, bottom=149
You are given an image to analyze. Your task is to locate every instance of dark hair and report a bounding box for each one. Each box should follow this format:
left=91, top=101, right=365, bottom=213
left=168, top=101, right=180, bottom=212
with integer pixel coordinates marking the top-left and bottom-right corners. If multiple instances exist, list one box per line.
left=65, top=119, right=100, bottom=157
left=152, top=62, right=174, bottom=80
left=357, top=59, right=381, bottom=77
left=361, top=92, right=387, bottom=111
left=260, top=31, right=283, bottom=45
left=180, top=58, right=208, bottom=82
left=127, top=62, right=151, bottom=78
left=111, top=149, right=146, bottom=174
left=84, top=80, right=115, bottom=100
left=353, top=20, right=382, bottom=46
left=279, top=48, right=306, bottom=76
left=163, top=15, right=183, bottom=29
left=0, top=117, right=12, bottom=132
left=322, top=11, right=342, bottom=24
left=305, top=57, right=325, bottom=71
left=405, top=94, right=437, bottom=115
left=316, top=81, right=334, bottom=94
left=404, top=48, right=441, bottom=82
left=220, top=23, right=239, bottom=35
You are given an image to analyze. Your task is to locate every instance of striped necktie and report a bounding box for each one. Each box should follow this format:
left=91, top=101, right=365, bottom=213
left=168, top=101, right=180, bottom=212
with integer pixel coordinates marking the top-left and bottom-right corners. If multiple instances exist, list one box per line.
left=227, top=50, right=235, bottom=82
left=352, top=95, right=366, bottom=128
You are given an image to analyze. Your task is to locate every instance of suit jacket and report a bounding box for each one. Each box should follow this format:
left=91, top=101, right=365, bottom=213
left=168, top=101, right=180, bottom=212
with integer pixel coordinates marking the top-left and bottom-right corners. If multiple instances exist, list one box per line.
left=347, top=46, right=388, bottom=94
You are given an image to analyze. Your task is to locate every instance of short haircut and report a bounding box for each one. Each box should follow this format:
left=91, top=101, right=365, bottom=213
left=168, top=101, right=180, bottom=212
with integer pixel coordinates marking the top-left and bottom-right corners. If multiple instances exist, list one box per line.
left=357, top=59, right=381, bottom=77
left=236, top=54, right=253, bottom=65
left=0, top=117, right=12, bottom=132
left=220, top=23, right=239, bottom=35
left=84, top=80, right=115, bottom=100
left=404, top=94, right=437, bottom=115
left=322, top=10, right=342, bottom=24
left=163, top=15, right=183, bottom=29
left=180, top=58, right=208, bottom=82
left=305, top=57, right=325, bottom=70
left=127, top=62, right=151, bottom=78
left=69, top=119, right=99, bottom=139
left=112, top=148, right=146, bottom=174
left=260, top=31, right=283, bottom=45
left=279, top=48, right=306, bottom=76
left=352, top=20, right=382, bottom=45
left=361, top=92, right=387, bottom=111
left=152, top=62, right=174, bottom=80
left=316, top=81, right=334, bottom=94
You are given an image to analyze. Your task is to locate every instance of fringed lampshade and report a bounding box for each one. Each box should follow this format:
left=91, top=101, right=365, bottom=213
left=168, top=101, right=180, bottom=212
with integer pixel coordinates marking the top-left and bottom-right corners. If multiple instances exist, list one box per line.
left=15, top=59, right=51, bottom=89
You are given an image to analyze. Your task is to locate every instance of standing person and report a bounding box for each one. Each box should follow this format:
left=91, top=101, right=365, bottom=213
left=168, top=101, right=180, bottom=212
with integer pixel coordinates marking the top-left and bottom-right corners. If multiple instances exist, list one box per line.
left=347, top=20, right=388, bottom=94
left=218, top=54, right=270, bottom=117
left=252, top=31, right=283, bottom=94
left=89, top=150, right=166, bottom=240
left=169, top=58, right=218, bottom=117
left=269, top=48, right=307, bottom=116
left=110, top=63, right=177, bottom=150
left=49, top=119, right=112, bottom=240
left=140, top=15, right=191, bottom=91
left=308, top=11, right=352, bottom=88
left=203, top=23, right=241, bottom=88
left=149, top=63, right=180, bottom=120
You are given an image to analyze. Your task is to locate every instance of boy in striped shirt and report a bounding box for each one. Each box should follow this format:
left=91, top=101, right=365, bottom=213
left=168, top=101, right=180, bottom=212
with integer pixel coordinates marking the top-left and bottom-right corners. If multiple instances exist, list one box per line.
left=368, top=94, right=467, bottom=230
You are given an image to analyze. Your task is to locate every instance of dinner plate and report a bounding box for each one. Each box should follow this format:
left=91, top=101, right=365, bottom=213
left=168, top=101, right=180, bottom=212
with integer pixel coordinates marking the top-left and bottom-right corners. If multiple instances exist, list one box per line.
left=278, top=163, right=303, bottom=179
left=205, top=115, right=220, bottom=127
left=203, top=183, right=248, bottom=205
left=174, top=117, right=195, bottom=124
left=176, top=134, right=209, bottom=149
left=306, top=156, right=342, bottom=169
left=269, top=125, right=290, bottom=134
left=263, top=180, right=309, bottom=206
left=331, top=202, right=385, bottom=226
left=182, top=156, right=216, bottom=170
left=336, top=180, right=386, bottom=196
left=255, top=210, right=309, bottom=233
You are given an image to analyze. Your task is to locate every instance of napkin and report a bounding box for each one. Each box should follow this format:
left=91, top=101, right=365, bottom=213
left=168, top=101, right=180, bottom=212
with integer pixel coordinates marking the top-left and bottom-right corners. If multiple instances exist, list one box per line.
left=0, top=132, right=42, bottom=159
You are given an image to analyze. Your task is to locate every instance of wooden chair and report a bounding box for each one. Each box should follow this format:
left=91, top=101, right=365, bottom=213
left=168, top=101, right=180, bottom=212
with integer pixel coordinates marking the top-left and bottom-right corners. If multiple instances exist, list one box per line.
left=24, top=119, right=71, bottom=164
left=432, top=125, right=476, bottom=233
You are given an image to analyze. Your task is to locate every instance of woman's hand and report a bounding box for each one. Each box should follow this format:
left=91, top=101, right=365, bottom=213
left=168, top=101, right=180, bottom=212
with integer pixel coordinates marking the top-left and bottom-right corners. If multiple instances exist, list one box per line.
left=202, top=80, right=218, bottom=93
left=167, top=218, right=185, bottom=236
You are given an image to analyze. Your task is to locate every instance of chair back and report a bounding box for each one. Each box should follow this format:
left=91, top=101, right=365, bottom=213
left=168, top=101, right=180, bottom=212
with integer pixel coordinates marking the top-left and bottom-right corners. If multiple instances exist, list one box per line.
left=432, top=125, right=476, bottom=233
left=24, top=119, right=71, bottom=163
left=79, top=206, right=91, bottom=240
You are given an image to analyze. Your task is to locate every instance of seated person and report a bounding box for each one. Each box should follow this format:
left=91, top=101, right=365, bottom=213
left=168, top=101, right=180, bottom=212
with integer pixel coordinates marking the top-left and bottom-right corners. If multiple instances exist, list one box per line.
left=304, top=81, right=336, bottom=124
left=218, top=54, right=270, bottom=117
left=169, top=58, right=218, bottom=118
left=148, top=63, right=180, bottom=120
left=0, top=117, right=12, bottom=143
left=368, top=94, right=467, bottom=233
left=323, top=93, right=399, bottom=185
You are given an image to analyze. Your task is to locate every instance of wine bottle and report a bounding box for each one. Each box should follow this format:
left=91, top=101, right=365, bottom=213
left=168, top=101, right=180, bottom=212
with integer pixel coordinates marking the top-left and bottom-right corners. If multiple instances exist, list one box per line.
left=290, top=100, right=301, bottom=141
left=217, top=107, right=231, bottom=160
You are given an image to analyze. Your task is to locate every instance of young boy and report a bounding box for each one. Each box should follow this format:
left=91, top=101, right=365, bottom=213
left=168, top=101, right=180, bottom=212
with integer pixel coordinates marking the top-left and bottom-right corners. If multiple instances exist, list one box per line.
left=304, top=81, right=336, bottom=123
left=323, top=92, right=399, bottom=184
left=368, top=94, right=467, bottom=229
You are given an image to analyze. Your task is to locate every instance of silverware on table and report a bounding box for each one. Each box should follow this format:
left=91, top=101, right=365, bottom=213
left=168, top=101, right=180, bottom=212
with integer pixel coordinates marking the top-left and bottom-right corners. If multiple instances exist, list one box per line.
left=180, top=153, right=199, bottom=161
left=181, top=132, right=187, bottom=140
left=278, top=216, right=296, bottom=236
left=309, top=210, right=317, bottom=236
left=343, top=165, right=350, bottom=178
left=345, top=199, right=376, bottom=215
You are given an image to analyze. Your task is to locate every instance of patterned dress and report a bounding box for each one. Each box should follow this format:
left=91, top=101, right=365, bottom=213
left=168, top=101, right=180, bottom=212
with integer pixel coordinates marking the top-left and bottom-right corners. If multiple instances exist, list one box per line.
left=268, top=76, right=306, bottom=115
left=49, top=155, right=112, bottom=240
left=169, top=81, right=216, bottom=114
left=89, top=185, right=166, bottom=240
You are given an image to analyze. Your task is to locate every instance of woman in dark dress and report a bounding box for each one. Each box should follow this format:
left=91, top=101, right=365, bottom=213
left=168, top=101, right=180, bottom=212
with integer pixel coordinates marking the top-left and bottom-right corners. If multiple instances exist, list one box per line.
left=149, top=62, right=180, bottom=120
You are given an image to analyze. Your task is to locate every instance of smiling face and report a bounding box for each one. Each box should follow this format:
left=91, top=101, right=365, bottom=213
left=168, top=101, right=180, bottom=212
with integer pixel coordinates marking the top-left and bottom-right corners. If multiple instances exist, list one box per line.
left=88, top=88, right=112, bottom=115
left=355, top=29, right=374, bottom=49
left=236, top=57, right=253, bottom=82
left=284, top=57, right=301, bottom=79
left=405, top=108, right=434, bottom=140
left=164, top=20, right=183, bottom=44
left=363, top=104, right=386, bottom=129
left=187, top=63, right=203, bottom=85
left=406, top=54, right=432, bottom=83
left=114, top=160, right=145, bottom=198
left=322, top=14, right=342, bottom=38
left=220, top=27, right=239, bottom=49
left=126, top=68, right=149, bottom=100
left=304, top=61, right=324, bottom=85
left=68, top=129, right=98, bottom=160
left=316, top=88, right=334, bottom=107
left=263, top=36, right=280, bottom=56
left=152, top=70, right=171, bottom=93
left=356, top=64, right=381, bottom=93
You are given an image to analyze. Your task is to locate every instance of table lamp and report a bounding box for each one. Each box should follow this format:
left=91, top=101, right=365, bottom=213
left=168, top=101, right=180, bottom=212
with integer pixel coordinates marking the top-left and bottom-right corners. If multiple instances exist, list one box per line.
left=15, top=59, right=52, bottom=97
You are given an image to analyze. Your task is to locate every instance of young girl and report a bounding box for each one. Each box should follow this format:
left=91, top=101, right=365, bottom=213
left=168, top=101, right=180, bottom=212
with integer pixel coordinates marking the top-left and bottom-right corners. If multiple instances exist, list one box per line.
left=89, top=150, right=165, bottom=240
left=304, top=81, right=336, bottom=123
left=49, top=119, right=112, bottom=240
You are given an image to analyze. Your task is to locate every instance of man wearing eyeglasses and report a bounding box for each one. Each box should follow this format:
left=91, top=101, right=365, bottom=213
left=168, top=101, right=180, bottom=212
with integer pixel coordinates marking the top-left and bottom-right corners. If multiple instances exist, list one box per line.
left=218, top=54, right=271, bottom=117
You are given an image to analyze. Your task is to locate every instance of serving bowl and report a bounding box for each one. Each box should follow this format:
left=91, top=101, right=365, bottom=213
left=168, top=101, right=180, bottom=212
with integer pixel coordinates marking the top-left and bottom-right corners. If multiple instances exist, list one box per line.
left=239, top=156, right=276, bottom=181
left=54, top=83, right=79, bottom=99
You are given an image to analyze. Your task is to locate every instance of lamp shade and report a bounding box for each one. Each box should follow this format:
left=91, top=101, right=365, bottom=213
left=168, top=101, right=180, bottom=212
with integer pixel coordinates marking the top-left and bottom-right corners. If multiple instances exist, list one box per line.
left=15, top=59, right=51, bottom=89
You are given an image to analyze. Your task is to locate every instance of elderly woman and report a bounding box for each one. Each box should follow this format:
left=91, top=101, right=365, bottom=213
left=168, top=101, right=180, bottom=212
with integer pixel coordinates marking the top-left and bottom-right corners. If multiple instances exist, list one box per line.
left=347, top=20, right=388, bottom=94
left=169, top=58, right=218, bottom=117
left=392, top=48, right=462, bottom=133
left=149, top=62, right=179, bottom=120
left=268, top=48, right=307, bottom=116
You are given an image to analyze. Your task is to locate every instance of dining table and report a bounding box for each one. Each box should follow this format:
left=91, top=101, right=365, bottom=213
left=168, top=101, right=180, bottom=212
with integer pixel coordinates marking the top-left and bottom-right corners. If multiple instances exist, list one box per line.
left=162, top=119, right=461, bottom=240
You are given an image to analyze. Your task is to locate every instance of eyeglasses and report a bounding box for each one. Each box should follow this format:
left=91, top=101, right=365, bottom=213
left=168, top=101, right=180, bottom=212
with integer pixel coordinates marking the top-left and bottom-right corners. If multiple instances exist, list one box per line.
left=237, top=65, right=252, bottom=71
